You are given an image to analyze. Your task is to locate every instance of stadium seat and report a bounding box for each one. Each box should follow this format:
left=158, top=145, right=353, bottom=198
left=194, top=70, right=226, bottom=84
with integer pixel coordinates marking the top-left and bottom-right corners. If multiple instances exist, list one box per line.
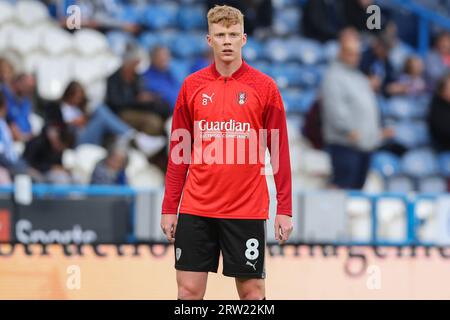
left=177, top=5, right=206, bottom=30
left=142, top=3, right=178, bottom=30
left=377, top=199, right=407, bottom=242
left=29, top=113, right=44, bottom=137
left=170, top=58, right=191, bottom=84
left=36, top=55, right=74, bottom=100
left=0, top=1, right=14, bottom=26
left=286, top=37, right=323, bottom=65
left=386, top=175, right=415, bottom=193
left=264, top=38, right=289, bottom=62
left=171, top=32, right=208, bottom=58
left=128, top=164, right=165, bottom=188
left=106, top=31, right=136, bottom=57
left=9, top=25, right=42, bottom=56
left=126, top=149, right=149, bottom=178
left=73, top=57, right=106, bottom=85
left=72, top=144, right=107, bottom=185
left=347, top=198, right=372, bottom=242
left=41, top=27, right=73, bottom=56
left=242, top=37, right=263, bottom=62
left=116, top=3, right=142, bottom=24
left=281, top=89, right=317, bottom=114
left=393, top=120, right=430, bottom=149
left=74, top=29, right=109, bottom=56
left=273, top=7, right=301, bottom=36
left=371, top=151, right=402, bottom=178
left=84, top=80, right=107, bottom=112
left=418, top=176, right=447, bottom=193
left=15, top=0, right=49, bottom=27
left=438, top=152, right=450, bottom=177
left=389, top=41, right=416, bottom=73
left=268, top=63, right=304, bottom=88
left=323, top=40, right=339, bottom=62
left=401, top=149, right=439, bottom=179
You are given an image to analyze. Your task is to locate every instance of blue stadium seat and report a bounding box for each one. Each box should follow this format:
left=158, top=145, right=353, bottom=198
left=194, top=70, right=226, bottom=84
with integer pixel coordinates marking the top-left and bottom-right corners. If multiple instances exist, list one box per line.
left=250, top=60, right=271, bottom=75
left=273, top=7, right=301, bottom=36
left=170, top=32, right=208, bottom=58
left=243, top=37, right=264, bottom=62
left=106, top=30, right=135, bottom=57
left=141, top=3, right=178, bottom=30
left=268, top=63, right=304, bottom=88
left=264, top=38, right=289, bottom=62
left=393, top=121, right=430, bottom=149
left=438, top=152, right=450, bottom=177
left=177, top=5, right=206, bottom=30
left=323, top=40, right=339, bottom=62
left=116, top=4, right=142, bottom=24
left=401, top=149, right=439, bottom=179
left=418, top=176, right=447, bottom=193
left=138, top=32, right=159, bottom=51
left=371, top=152, right=402, bottom=178
left=386, top=175, right=415, bottom=193
left=170, top=58, right=191, bottom=84
left=386, top=96, right=430, bottom=119
left=286, top=37, right=323, bottom=65
left=281, top=89, right=316, bottom=113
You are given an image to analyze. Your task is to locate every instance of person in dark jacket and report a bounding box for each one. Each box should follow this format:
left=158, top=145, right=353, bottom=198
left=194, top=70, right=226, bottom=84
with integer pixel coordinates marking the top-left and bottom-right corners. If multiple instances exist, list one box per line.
left=106, top=48, right=170, bottom=136
left=428, top=73, right=450, bottom=152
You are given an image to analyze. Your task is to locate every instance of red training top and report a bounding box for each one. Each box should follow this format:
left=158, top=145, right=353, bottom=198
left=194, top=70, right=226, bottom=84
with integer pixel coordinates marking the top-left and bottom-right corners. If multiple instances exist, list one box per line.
left=161, top=61, right=292, bottom=220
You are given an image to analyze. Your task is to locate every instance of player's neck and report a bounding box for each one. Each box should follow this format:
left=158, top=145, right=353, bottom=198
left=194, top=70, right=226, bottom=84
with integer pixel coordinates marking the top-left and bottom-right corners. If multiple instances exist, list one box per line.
left=214, top=58, right=243, bottom=77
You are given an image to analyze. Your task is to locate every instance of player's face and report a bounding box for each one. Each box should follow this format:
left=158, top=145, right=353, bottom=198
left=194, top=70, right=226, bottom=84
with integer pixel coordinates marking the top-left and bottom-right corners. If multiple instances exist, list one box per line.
left=207, top=23, right=247, bottom=63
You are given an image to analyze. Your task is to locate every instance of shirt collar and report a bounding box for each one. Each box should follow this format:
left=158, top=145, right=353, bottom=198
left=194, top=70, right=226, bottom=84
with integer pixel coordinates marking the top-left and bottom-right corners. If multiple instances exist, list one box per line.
left=210, top=60, right=249, bottom=80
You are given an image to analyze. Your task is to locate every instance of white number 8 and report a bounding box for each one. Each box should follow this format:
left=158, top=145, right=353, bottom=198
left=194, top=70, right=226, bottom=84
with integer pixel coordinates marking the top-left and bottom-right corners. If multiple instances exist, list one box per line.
left=245, top=238, right=259, bottom=260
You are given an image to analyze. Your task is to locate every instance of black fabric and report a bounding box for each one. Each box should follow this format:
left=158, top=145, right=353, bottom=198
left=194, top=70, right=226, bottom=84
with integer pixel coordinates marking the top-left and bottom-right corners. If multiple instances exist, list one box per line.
left=174, top=213, right=266, bottom=279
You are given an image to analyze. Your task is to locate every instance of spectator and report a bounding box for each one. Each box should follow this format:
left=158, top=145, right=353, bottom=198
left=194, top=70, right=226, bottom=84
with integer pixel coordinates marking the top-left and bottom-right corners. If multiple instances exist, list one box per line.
left=90, top=143, right=128, bottom=185
left=23, top=124, right=74, bottom=185
left=0, top=91, right=39, bottom=181
left=47, top=81, right=166, bottom=156
left=321, top=29, right=394, bottom=189
left=387, top=56, right=427, bottom=97
left=302, top=0, right=346, bottom=42
left=142, top=46, right=180, bottom=112
left=427, top=73, right=450, bottom=152
left=425, top=31, right=450, bottom=90
left=1, top=74, right=35, bottom=142
left=106, top=48, right=170, bottom=136
left=360, top=33, right=397, bottom=96
left=0, top=58, right=15, bottom=85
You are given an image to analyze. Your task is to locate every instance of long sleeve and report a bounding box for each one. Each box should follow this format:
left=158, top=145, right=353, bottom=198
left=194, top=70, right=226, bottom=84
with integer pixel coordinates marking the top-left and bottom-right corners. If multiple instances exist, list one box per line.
left=263, top=82, right=292, bottom=216
left=161, top=82, right=193, bottom=214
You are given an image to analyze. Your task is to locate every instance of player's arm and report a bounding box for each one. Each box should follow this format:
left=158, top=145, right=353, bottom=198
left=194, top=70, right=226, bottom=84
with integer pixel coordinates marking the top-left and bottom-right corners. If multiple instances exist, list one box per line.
left=263, top=81, right=293, bottom=245
left=160, top=81, right=193, bottom=243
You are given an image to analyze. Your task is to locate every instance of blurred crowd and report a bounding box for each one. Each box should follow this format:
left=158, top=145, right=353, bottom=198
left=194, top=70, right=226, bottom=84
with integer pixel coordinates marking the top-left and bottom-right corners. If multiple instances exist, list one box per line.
left=0, top=0, right=449, bottom=191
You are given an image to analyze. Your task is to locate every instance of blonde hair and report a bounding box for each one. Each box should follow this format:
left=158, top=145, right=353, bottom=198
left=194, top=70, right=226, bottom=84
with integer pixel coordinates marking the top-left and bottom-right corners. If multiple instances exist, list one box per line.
left=207, top=5, right=244, bottom=31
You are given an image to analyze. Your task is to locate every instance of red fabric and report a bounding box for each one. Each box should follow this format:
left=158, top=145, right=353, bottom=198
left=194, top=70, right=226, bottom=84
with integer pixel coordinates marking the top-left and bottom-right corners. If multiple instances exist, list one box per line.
left=161, top=61, right=292, bottom=219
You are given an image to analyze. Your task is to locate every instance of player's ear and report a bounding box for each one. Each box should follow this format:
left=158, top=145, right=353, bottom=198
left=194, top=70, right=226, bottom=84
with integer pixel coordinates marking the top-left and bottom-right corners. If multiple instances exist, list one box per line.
left=206, top=33, right=212, bottom=48
left=242, top=33, right=247, bottom=47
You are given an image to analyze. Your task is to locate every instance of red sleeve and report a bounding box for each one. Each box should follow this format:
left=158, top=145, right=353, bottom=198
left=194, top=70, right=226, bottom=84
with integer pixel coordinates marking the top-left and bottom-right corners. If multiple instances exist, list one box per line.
left=161, top=82, right=192, bottom=215
left=263, top=82, right=292, bottom=217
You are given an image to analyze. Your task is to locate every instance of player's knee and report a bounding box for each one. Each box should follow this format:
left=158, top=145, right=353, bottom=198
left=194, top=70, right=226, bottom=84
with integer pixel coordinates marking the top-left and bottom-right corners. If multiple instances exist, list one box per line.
left=239, top=282, right=265, bottom=300
left=178, top=283, right=205, bottom=300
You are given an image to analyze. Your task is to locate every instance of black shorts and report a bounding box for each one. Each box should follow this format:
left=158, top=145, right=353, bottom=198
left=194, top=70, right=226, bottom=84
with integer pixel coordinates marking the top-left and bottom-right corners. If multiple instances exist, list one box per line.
left=174, top=213, right=266, bottom=279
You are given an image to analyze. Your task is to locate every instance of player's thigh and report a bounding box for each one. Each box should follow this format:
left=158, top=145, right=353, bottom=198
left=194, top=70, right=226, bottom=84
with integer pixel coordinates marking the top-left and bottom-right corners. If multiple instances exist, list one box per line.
left=174, top=214, right=220, bottom=273
left=218, top=219, right=266, bottom=279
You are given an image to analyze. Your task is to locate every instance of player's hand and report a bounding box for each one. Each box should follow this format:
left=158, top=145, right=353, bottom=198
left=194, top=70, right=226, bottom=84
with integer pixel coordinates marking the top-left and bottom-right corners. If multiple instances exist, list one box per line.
left=275, top=214, right=293, bottom=245
left=160, top=214, right=178, bottom=243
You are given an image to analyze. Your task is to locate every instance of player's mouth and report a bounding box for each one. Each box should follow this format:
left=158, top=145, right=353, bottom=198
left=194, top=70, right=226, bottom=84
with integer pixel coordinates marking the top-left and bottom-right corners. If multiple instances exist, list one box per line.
left=222, top=49, right=233, bottom=55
